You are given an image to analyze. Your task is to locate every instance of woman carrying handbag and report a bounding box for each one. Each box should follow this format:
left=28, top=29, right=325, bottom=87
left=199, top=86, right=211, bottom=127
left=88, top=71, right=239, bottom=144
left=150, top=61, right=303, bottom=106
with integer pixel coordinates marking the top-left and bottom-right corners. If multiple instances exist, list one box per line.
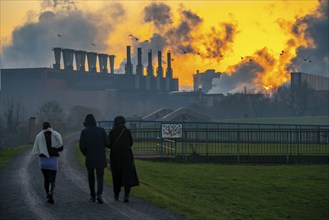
left=108, top=116, right=139, bottom=202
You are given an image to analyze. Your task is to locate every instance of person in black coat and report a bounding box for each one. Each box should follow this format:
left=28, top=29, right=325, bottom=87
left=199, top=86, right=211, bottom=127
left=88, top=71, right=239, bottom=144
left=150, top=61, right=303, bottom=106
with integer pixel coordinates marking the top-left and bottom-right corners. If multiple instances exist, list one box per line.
left=79, top=114, right=109, bottom=204
left=108, top=116, right=139, bottom=202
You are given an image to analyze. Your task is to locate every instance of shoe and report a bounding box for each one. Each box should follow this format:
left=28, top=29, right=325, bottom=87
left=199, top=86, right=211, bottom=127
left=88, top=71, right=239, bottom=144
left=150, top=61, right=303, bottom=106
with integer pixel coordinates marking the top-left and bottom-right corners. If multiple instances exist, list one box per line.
left=47, top=194, right=54, bottom=204
left=97, top=196, right=104, bottom=204
left=89, top=197, right=96, bottom=202
left=124, top=195, right=129, bottom=203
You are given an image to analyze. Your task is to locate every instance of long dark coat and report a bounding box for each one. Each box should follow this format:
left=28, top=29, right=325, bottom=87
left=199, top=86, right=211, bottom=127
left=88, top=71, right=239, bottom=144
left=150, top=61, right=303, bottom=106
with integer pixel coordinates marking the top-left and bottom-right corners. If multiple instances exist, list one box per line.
left=108, top=125, right=139, bottom=187
left=79, top=124, right=109, bottom=169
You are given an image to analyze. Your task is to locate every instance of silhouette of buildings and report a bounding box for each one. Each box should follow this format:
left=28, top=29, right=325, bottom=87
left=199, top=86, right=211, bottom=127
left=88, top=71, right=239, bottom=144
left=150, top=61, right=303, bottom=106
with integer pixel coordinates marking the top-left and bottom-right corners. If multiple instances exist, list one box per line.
left=0, top=46, right=179, bottom=118
left=193, top=69, right=221, bottom=93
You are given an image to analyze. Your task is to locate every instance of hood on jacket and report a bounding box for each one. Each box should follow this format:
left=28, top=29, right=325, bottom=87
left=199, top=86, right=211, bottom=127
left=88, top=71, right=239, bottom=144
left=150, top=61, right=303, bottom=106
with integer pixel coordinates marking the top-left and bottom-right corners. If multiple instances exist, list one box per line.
left=83, top=114, right=97, bottom=127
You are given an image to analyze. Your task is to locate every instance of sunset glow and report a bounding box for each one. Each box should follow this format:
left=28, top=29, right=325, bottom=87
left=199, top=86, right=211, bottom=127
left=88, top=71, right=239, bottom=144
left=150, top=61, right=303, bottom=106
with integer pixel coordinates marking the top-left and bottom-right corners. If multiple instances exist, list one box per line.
left=1, top=0, right=326, bottom=92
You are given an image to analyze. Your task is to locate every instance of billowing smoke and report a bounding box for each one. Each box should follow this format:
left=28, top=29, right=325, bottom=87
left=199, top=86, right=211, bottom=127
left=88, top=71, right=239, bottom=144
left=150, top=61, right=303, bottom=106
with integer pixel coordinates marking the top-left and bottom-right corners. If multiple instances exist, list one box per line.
left=209, top=0, right=328, bottom=94
left=143, top=2, right=173, bottom=27
left=288, top=0, right=328, bottom=76
left=118, top=33, right=167, bottom=73
left=165, top=8, right=203, bottom=54
left=1, top=1, right=125, bottom=68
left=209, top=61, right=263, bottom=94
left=200, top=22, right=237, bottom=61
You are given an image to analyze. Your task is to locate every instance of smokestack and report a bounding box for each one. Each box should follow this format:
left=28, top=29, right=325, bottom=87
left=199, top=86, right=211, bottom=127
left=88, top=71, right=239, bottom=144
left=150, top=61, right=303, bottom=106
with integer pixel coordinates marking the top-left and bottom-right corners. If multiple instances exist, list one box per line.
left=125, top=46, right=133, bottom=75
left=62, top=48, right=74, bottom=70
left=87, top=52, right=97, bottom=73
left=74, top=50, right=86, bottom=71
left=136, top=47, right=143, bottom=76
left=156, top=51, right=163, bottom=78
left=109, top=55, right=115, bottom=74
left=147, top=49, right=154, bottom=77
left=52, top=47, right=62, bottom=69
left=166, top=50, right=173, bottom=78
left=98, top=53, right=108, bottom=73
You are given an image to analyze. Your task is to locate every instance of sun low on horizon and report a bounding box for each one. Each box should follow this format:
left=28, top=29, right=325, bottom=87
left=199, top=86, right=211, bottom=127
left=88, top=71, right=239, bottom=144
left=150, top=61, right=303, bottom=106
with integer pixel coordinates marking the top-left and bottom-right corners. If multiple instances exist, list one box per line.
left=1, top=0, right=326, bottom=92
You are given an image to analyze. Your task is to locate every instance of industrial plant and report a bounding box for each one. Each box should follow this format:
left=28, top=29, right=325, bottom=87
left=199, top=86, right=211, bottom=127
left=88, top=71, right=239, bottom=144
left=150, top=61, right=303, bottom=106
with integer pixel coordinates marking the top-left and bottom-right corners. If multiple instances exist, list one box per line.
left=0, top=45, right=179, bottom=119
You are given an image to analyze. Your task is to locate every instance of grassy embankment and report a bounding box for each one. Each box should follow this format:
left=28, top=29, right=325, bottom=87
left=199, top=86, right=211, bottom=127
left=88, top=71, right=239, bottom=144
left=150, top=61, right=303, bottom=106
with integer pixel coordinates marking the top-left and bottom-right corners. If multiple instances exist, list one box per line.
left=76, top=145, right=329, bottom=220
left=0, top=145, right=31, bottom=170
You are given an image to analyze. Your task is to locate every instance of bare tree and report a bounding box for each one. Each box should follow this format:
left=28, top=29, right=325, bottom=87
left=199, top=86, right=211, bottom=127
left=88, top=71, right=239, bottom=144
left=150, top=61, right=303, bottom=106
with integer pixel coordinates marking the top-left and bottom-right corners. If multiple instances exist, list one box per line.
left=66, top=105, right=100, bottom=130
left=36, top=100, right=65, bottom=130
left=0, top=99, right=26, bottom=147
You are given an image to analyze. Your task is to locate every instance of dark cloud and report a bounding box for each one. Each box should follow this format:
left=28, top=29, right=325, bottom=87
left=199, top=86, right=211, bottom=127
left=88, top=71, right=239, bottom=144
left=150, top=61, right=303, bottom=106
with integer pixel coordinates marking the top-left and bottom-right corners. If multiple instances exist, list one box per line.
left=288, top=0, right=328, bottom=76
left=165, top=9, right=203, bottom=54
left=41, top=0, right=77, bottom=11
left=2, top=3, right=125, bottom=68
left=143, top=3, right=173, bottom=27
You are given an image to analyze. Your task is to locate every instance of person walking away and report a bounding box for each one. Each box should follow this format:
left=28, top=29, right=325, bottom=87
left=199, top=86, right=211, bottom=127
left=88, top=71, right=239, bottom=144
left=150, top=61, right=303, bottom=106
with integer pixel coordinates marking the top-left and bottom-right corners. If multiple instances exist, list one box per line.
left=32, top=122, right=63, bottom=204
left=108, top=116, right=139, bottom=202
left=79, top=114, right=109, bottom=204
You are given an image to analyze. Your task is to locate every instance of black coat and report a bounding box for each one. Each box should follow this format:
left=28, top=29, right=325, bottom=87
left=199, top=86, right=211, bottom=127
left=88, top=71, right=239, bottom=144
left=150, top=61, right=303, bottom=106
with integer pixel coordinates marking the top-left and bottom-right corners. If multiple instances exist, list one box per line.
left=79, top=126, right=109, bottom=169
left=108, top=126, right=139, bottom=187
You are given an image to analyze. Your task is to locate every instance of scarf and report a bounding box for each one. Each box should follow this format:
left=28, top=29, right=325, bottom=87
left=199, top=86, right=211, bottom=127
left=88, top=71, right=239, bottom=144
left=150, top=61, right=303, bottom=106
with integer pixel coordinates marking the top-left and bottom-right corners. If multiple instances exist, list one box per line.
left=32, top=128, right=63, bottom=158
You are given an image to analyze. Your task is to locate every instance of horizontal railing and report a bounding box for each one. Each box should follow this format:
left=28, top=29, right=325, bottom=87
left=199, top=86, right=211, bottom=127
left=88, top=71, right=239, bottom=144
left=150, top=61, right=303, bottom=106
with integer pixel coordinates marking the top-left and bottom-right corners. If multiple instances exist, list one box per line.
left=100, top=120, right=329, bottom=163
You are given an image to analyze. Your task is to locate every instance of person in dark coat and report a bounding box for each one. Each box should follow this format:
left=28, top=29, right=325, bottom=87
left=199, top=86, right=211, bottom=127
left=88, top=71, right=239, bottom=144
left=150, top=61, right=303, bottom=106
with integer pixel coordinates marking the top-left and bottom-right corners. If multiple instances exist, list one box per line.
left=79, top=114, right=109, bottom=204
left=108, top=116, right=139, bottom=202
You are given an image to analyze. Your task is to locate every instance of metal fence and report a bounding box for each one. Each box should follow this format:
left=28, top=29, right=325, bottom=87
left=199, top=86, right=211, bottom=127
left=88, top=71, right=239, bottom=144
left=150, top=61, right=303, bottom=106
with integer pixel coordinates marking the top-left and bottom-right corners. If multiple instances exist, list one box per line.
left=99, top=120, right=329, bottom=164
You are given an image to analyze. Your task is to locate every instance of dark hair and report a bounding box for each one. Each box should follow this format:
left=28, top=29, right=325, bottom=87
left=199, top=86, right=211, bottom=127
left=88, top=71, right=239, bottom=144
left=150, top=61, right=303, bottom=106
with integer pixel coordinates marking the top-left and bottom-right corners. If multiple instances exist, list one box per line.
left=42, top=122, right=51, bottom=129
left=114, top=116, right=126, bottom=127
left=83, top=114, right=97, bottom=127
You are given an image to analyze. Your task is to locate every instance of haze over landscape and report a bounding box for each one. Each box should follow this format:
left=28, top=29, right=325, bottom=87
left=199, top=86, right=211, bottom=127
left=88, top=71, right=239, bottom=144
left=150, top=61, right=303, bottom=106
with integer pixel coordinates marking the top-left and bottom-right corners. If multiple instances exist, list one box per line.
left=1, top=0, right=328, bottom=92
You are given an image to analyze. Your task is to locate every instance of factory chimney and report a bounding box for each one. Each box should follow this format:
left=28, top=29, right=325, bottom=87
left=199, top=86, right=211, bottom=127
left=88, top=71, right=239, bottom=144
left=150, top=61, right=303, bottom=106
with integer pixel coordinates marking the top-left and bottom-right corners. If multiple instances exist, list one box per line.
left=136, top=47, right=143, bottom=76
left=166, top=50, right=173, bottom=78
left=62, top=49, right=74, bottom=70
left=87, top=52, right=97, bottom=72
left=109, top=55, right=115, bottom=74
left=53, top=47, right=62, bottom=69
left=75, top=50, right=86, bottom=71
left=125, top=46, right=133, bottom=75
left=156, top=51, right=163, bottom=77
left=147, top=49, right=154, bottom=77
left=98, top=53, right=108, bottom=73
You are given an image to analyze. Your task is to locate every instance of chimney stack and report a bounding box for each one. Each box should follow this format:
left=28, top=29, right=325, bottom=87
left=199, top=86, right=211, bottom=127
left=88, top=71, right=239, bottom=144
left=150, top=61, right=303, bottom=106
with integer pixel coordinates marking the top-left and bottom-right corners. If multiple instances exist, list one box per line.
left=156, top=51, right=163, bottom=77
left=125, top=46, right=133, bottom=75
left=75, top=50, right=86, bottom=71
left=53, top=47, right=62, bottom=69
left=87, top=52, right=97, bottom=72
left=166, top=50, right=173, bottom=78
left=62, top=49, right=74, bottom=70
left=136, top=47, right=143, bottom=76
left=147, top=49, right=154, bottom=77
left=98, top=53, right=108, bottom=73
left=109, top=55, right=115, bottom=74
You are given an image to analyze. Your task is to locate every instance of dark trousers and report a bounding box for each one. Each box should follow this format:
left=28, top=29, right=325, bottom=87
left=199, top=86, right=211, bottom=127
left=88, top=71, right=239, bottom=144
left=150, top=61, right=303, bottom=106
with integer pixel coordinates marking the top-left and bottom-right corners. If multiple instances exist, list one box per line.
left=41, top=169, right=57, bottom=196
left=87, top=168, right=104, bottom=198
left=112, top=171, right=131, bottom=197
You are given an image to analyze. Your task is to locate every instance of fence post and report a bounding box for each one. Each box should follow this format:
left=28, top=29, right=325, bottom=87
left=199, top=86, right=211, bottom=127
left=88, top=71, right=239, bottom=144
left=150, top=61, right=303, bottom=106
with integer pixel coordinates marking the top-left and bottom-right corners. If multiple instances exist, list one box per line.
left=160, top=137, right=163, bottom=160
left=182, top=131, right=186, bottom=161
left=237, top=129, right=240, bottom=164
left=286, top=130, right=290, bottom=164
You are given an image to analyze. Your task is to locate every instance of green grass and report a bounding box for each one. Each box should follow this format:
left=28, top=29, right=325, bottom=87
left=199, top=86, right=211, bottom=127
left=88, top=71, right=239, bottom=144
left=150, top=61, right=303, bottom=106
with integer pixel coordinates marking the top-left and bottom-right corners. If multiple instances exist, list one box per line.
left=75, top=144, right=329, bottom=220
left=0, top=145, right=31, bottom=170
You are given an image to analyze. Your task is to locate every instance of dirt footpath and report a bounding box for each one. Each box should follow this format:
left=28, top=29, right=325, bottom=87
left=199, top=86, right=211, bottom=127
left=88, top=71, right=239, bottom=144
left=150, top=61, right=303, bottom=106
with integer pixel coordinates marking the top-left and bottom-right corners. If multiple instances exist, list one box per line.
left=0, top=133, right=187, bottom=220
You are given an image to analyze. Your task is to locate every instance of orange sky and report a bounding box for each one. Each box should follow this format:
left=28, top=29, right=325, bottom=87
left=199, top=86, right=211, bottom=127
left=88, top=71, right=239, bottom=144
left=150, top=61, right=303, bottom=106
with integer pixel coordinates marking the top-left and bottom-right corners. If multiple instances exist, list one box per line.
left=0, top=0, right=320, bottom=90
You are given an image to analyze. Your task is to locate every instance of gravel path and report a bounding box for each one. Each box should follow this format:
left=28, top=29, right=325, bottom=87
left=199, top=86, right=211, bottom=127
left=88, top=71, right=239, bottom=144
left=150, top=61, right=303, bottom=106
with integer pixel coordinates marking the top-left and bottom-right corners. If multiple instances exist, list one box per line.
left=0, top=133, right=187, bottom=220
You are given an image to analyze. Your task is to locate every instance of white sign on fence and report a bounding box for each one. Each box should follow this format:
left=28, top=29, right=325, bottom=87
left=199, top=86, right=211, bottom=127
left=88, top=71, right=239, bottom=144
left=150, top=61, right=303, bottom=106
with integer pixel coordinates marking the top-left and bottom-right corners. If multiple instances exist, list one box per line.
left=161, top=123, right=183, bottom=138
